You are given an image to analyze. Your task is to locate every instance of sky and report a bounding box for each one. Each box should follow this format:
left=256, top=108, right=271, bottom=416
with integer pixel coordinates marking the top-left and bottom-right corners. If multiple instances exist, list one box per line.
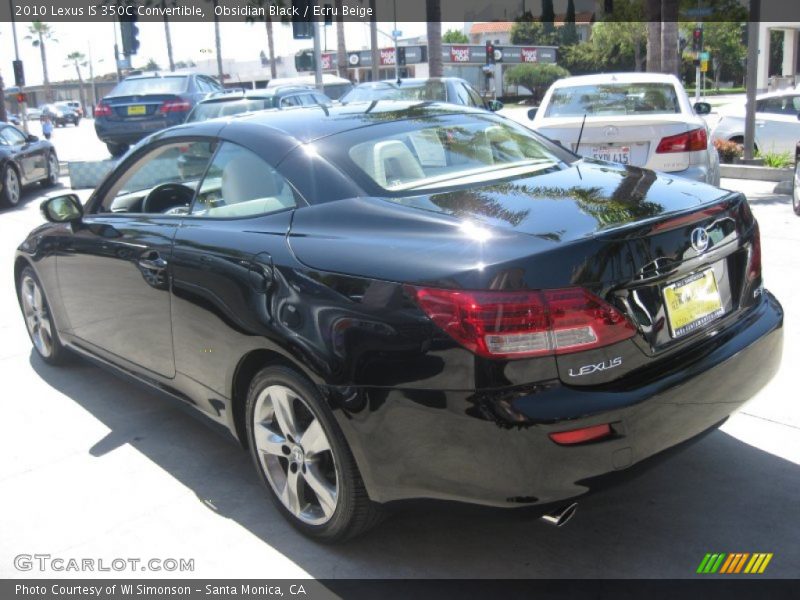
left=0, top=20, right=462, bottom=87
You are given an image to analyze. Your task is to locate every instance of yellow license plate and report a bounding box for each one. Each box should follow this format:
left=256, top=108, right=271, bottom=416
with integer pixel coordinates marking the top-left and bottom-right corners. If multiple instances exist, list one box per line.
left=663, top=269, right=724, bottom=338
left=127, top=105, right=146, bottom=116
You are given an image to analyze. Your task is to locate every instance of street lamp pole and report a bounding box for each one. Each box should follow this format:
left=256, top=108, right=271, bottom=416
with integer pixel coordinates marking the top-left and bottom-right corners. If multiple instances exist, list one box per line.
left=9, top=0, right=29, bottom=133
left=393, top=0, right=399, bottom=83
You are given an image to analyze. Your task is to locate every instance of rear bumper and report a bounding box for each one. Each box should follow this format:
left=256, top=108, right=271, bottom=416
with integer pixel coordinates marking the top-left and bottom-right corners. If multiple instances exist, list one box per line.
left=328, top=291, right=783, bottom=507
left=94, top=116, right=182, bottom=145
left=663, top=163, right=712, bottom=183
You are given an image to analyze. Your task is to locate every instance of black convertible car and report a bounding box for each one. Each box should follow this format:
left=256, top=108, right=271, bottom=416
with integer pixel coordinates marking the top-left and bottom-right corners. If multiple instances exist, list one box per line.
left=15, top=102, right=783, bottom=541
left=0, top=122, right=59, bottom=208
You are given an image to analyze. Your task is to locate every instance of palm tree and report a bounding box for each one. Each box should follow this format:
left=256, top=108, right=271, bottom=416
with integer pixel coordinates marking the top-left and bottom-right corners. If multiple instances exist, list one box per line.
left=25, top=22, right=57, bottom=102
left=660, top=0, right=679, bottom=76
left=645, top=0, right=661, bottom=72
left=426, top=1, right=442, bottom=77
left=369, top=0, right=378, bottom=81
left=65, top=51, right=87, bottom=114
left=206, top=0, right=225, bottom=83
left=162, top=1, right=176, bottom=71
left=247, top=0, right=279, bottom=79
left=335, top=0, right=348, bottom=78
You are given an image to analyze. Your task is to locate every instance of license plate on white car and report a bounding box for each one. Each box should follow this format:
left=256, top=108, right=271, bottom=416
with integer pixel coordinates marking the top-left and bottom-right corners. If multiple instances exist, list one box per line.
left=590, top=145, right=630, bottom=164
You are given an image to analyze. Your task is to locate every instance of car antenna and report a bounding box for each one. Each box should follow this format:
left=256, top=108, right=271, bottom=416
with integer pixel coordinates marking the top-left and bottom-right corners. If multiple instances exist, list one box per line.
left=575, top=112, right=587, bottom=156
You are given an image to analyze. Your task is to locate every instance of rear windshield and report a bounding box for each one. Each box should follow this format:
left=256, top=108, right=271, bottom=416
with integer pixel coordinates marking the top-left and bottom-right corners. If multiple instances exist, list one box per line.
left=342, top=82, right=446, bottom=103
left=111, top=76, right=189, bottom=96
left=327, top=114, right=564, bottom=193
left=545, top=83, right=681, bottom=117
left=187, top=99, right=273, bottom=122
left=322, top=83, right=353, bottom=100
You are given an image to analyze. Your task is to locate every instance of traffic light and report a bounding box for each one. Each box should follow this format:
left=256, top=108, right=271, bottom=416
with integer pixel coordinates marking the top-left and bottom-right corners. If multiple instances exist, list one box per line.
left=16, top=92, right=26, bottom=104
left=397, top=47, right=406, bottom=66
left=486, top=41, right=495, bottom=65
left=120, top=16, right=140, bottom=56
left=324, top=3, right=333, bottom=27
left=294, top=50, right=314, bottom=72
left=292, top=0, right=313, bottom=39
left=12, top=60, right=25, bottom=87
left=692, top=27, right=703, bottom=53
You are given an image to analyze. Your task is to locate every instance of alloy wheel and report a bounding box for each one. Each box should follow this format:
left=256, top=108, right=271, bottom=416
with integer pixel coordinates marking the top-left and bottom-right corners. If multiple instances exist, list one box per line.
left=253, top=384, right=339, bottom=525
left=20, top=275, right=53, bottom=358
left=5, top=167, right=20, bottom=206
left=48, top=153, right=59, bottom=184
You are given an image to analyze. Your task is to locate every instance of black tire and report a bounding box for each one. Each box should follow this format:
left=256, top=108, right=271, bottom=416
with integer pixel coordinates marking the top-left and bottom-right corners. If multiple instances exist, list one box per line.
left=0, top=164, right=21, bottom=208
left=17, top=266, right=70, bottom=366
left=793, top=161, right=800, bottom=217
left=245, top=365, right=384, bottom=542
left=41, top=151, right=59, bottom=187
left=106, top=142, right=129, bottom=157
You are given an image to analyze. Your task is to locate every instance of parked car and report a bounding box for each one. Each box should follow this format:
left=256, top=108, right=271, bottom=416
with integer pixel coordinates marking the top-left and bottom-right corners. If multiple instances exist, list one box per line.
left=341, top=77, right=503, bottom=111
left=185, top=86, right=332, bottom=123
left=25, top=107, right=42, bottom=121
left=712, top=90, right=800, bottom=155
left=7, top=113, right=22, bottom=126
left=0, top=122, right=59, bottom=207
left=56, top=100, right=83, bottom=118
left=94, top=72, right=225, bottom=157
left=40, top=103, right=80, bottom=127
left=17, top=102, right=782, bottom=541
left=528, top=72, right=720, bottom=185
left=266, top=74, right=353, bottom=100
left=793, top=141, right=800, bottom=216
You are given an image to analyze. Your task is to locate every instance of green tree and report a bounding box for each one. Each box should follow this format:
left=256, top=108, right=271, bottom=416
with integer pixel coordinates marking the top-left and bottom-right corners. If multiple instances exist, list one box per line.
left=504, top=63, right=570, bottom=101
left=25, top=22, right=57, bottom=102
left=442, top=29, right=469, bottom=44
left=680, top=21, right=747, bottom=89
left=65, top=51, right=87, bottom=114
left=559, top=0, right=579, bottom=47
left=144, top=58, right=160, bottom=71
left=541, top=0, right=555, bottom=38
left=511, top=21, right=556, bottom=46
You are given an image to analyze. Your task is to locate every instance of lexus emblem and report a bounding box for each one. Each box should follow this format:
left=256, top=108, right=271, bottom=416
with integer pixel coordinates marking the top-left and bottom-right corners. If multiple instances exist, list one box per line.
left=691, top=227, right=709, bottom=253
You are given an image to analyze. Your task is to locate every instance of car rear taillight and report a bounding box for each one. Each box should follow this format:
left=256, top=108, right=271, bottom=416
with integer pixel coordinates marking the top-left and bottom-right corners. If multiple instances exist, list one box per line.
left=94, top=102, right=112, bottom=117
left=159, top=99, right=191, bottom=113
left=656, top=127, right=707, bottom=153
left=405, top=286, right=636, bottom=359
left=549, top=423, right=613, bottom=445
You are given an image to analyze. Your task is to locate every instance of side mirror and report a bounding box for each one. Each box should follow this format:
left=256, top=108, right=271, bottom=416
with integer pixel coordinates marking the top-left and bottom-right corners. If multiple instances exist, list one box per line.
left=527, top=107, right=538, bottom=120
left=26, top=134, right=39, bottom=143
left=486, top=99, right=504, bottom=112
left=41, top=194, right=83, bottom=223
left=694, top=102, right=712, bottom=115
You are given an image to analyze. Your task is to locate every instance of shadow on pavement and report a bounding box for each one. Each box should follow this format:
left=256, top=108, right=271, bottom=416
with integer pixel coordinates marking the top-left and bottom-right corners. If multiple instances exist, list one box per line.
left=31, top=351, right=800, bottom=578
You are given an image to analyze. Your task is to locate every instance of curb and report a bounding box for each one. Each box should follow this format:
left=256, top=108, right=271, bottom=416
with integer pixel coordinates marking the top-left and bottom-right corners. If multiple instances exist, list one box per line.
left=719, top=163, right=793, bottom=182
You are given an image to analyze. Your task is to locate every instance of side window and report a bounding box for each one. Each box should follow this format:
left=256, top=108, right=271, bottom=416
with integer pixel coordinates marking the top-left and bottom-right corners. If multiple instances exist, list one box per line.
left=756, top=97, right=784, bottom=114
left=452, top=83, right=473, bottom=106
left=205, top=77, right=224, bottom=92
left=464, top=84, right=485, bottom=108
left=189, top=142, right=298, bottom=219
left=0, top=126, right=27, bottom=146
left=98, top=140, right=216, bottom=214
left=195, top=78, right=210, bottom=94
left=280, top=95, right=301, bottom=108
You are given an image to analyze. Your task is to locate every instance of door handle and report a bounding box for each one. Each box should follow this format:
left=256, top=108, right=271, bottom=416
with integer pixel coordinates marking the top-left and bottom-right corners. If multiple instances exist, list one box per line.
left=138, top=253, right=168, bottom=270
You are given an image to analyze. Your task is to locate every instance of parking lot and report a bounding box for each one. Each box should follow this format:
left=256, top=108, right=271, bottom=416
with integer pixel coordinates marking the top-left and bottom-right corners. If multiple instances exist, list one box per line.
left=0, top=118, right=798, bottom=579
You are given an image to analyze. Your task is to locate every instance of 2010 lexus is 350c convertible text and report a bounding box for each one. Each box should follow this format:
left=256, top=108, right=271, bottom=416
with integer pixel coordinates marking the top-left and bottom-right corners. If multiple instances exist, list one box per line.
left=15, top=102, right=783, bottom=541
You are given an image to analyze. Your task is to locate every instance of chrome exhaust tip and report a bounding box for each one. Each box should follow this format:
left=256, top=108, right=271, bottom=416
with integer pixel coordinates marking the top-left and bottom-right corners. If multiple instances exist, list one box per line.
left=540, top=502, right=578, bottom=527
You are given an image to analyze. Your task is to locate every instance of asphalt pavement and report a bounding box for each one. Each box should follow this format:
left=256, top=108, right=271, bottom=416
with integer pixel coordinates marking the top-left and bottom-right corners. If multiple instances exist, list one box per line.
left=0, top=122, right=797, bottom=578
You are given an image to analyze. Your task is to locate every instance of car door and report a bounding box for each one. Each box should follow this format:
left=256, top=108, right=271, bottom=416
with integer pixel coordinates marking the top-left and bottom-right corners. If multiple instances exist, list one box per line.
left=170, top=140, right=300, bottom=396
left=55, top=139, right=216, bottom=378
left=0, top=125, right=45, bottom=183
left=755, top=95, right=800, bottom=154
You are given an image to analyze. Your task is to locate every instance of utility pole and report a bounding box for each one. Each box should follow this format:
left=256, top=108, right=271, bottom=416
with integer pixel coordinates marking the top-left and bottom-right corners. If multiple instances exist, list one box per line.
left=312, top=4, right=323, bottom=92
left=393, top=0, right=399, bottom=82
left=88, top=42, right=98, bottom=114
left=9, top=0, right=29, bottom=133
left=113, top=21, right=122, bottom=82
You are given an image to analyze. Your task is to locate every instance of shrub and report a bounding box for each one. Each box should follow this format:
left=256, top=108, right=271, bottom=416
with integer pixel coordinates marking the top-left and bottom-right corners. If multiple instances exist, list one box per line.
left=756, top=150, right=794, bottom=169
left=713, top=138, right=742, bottom=164
left=504, top=63, right=571, bottom=102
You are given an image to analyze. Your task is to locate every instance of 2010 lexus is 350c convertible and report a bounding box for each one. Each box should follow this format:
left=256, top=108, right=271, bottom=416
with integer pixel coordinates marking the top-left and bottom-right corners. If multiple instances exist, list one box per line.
left=15, top=101, right=783, bottom=541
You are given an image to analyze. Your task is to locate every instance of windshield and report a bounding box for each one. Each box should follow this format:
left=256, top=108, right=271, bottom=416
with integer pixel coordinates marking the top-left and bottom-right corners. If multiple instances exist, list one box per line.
left=330, top=114, right=563, bottom=193
left=110, top=76, right=189, bottom=96
left=545, top=83, right=681, bottom=117
left=342, top=81, right=447, bottom=103
left=187, top=99, right=273, bottom=122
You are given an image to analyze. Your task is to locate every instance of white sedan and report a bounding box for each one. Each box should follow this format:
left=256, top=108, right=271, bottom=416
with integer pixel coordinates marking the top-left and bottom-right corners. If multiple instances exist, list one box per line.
left=527, top=72, right=720, bottom=185
left=711, top=90, right=800, bottom=155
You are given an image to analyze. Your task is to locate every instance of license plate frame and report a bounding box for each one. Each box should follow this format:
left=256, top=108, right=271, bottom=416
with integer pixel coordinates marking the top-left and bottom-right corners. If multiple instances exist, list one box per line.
left=662, top=269, right=725, bottom=338
left=127, top=105, right=147, bottom=116
left=590, top=145, right=631, bottom=164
